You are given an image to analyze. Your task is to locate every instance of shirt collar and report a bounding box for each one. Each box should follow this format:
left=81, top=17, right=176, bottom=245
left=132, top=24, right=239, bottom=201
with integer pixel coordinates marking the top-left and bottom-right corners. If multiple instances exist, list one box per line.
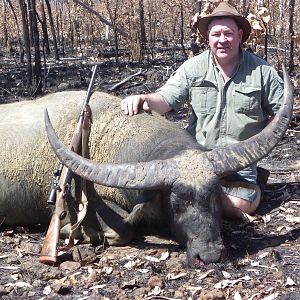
left=208, top=48, right=244, bottom=80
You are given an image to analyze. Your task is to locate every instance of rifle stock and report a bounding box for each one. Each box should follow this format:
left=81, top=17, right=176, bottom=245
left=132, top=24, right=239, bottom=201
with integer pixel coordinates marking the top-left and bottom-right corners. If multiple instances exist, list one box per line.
left=39, top=167, right=72, bottom=264
left=38, top=206, right=63, bottom=264
left=39, top=65, right=97, bottom=264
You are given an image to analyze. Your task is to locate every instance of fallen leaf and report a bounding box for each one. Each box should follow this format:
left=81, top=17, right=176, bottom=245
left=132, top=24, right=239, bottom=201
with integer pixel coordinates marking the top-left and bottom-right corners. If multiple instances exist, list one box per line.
left=184, top=285, right=202, bottom=297
left=234, top=291, right=242, bottom=300
left=102, top=266, right=113, bottom=274
left=276, top=226, right=292, bottom=232
left=222, top=271, right=231, bottom=278
left=246, top=268, right=260, bottom=275
left=123, top=260, right=136, bottom=270
left=160, top=251, right=169, bottom=261
left=251, top=261, right=278, bottom=271
left=166, top=272, right=188, bottom=280
left=89, top=284, right=107, bottom=290
left=285, top=216, right=300, bottom=223
left=120, top=279, right=137, bottom=289
left=138, top=268, right=150, bottom=274
left=11, top=273, right=19, bottom=281
left=249, top=293, right=262, bottom=300
left=0, top=266, right=20, bottom=270
left=261, top=292, right=279, bottom=300
left=145, top=255, right=160, bottom=263
left=285, top=277, right=297, bottom=286
left=197, top=268, right=214, bottom=280
left=258, top=252, right=269, bottom=259
left=5, top=281, right=32, bottom=288
left=77, top=297, right=89, bottom=300
left=147, top=285, right=161, bottom=296
left=262, top=214, right=271, bottom=223
left=214, top=275, right=252, bottom=289
left=241, top=211, right=257, bottom=223
left=43, top=285, right=51, bottom=295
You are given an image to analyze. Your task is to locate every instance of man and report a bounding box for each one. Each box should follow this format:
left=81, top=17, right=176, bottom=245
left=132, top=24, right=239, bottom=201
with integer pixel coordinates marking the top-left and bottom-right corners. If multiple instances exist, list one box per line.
left=120, top=2, right=284, bottom=218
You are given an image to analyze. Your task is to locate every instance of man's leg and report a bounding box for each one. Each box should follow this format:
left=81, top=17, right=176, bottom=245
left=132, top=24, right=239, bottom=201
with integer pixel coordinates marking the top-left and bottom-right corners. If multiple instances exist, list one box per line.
left=221, top=185, right=261, bottom=218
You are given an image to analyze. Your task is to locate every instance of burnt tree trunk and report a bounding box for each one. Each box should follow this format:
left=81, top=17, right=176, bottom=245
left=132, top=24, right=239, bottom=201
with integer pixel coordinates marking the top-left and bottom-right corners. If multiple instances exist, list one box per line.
left=288, top=0, right=295, bottom=73
left=44, top=0, right=59, bottom=61
left=2, top=0, right=8, bottom=50
left=180, top=3, right=187, bottom=59
left=263, top=20, right=268, bottom=61
left=6, top=0, right=24, bottom=62
left=190, top=0, right=202, bottom=55
left=105, top=0, right=120, bottom=65
left=37, top=0, right=50, bottom=55
left=29, top=0, right=42, bottom=95
left=27, top=0, right=34, bottom=47
left=139, top=0, right=147, bottom=50
left=18, top=0, right=32, bottom=86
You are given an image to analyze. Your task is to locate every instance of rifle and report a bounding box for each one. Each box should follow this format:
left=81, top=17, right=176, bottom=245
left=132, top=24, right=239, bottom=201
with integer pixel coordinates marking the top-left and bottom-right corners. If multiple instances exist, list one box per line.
left=39, top=65, right=97, bottom=264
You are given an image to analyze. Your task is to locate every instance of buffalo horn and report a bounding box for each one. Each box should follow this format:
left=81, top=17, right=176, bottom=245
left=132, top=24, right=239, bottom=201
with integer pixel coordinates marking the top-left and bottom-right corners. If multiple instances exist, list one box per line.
left=44, top=109, right=176, bottom=189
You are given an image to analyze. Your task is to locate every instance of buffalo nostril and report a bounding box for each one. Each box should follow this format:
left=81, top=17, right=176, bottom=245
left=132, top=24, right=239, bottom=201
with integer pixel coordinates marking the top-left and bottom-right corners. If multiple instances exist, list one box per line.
left=194, top=255, right=205, bottom=268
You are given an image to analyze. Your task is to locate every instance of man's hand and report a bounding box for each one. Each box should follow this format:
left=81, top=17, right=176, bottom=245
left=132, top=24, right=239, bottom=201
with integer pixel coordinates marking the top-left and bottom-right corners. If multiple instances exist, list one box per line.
left=121, top=93, right=172, bottom=116
left=121, top=95, right=150, bottom=116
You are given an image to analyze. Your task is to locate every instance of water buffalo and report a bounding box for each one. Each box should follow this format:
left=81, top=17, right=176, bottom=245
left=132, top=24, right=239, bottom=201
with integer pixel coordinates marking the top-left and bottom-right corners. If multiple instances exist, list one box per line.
left=45, top=67, right=293, bottom=266
left=0, top=66, right=293, bottom=267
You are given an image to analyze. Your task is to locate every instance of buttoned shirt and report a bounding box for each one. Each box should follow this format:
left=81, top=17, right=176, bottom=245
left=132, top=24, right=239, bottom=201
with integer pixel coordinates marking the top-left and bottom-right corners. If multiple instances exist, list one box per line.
left=157, top=49, right=284, bottom=151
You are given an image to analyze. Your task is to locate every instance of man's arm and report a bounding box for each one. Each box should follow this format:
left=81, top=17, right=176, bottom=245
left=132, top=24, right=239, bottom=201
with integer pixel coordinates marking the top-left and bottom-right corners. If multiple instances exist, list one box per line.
left=121, top=93, right=172, bottom=116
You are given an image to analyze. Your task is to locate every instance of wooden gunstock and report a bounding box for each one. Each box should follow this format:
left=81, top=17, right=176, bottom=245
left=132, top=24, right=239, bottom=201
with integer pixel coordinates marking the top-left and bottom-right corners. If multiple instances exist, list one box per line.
left=39, top=212, right=61, bottom=264
left=39, top=167, right=71, bottom=264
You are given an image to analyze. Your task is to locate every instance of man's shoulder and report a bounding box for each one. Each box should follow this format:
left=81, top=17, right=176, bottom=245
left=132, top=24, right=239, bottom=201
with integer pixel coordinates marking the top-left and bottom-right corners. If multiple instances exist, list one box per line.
left=179, top=50, right=210, bottom=78
left=243, top=51, right=282, bottom=80
left=243, top=50, right=270, bottom=67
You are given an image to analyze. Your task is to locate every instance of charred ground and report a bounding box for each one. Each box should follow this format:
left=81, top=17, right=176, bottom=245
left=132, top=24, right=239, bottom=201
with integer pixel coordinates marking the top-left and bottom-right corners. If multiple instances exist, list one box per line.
left=0, top=55, right=299, bottom=300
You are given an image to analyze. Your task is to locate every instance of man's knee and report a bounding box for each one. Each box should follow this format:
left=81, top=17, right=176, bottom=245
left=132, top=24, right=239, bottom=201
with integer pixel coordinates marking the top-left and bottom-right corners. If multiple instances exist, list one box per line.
left=221, top=186, right=261, bottom=218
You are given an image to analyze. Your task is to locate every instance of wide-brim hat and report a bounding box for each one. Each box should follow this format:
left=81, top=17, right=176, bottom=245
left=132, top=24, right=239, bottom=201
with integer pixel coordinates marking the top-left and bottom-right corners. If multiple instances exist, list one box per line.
left=197, top=2, right=251, bottom=43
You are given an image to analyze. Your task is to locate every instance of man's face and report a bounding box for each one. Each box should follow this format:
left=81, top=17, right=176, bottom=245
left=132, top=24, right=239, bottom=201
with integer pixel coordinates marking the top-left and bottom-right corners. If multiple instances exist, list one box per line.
left=208, top=18, right=243, bottom=64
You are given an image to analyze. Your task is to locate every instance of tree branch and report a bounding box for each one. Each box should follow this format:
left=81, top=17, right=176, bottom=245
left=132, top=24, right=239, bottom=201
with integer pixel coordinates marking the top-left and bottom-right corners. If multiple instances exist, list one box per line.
left=72, top=0, right=129, bottom=38
left=109, top=69, right=146, bottom=91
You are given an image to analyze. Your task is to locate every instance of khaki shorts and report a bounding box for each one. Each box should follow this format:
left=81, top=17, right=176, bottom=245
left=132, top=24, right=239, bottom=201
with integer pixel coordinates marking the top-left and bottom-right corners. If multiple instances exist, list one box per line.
left=221, top=165, right=258, bottom=202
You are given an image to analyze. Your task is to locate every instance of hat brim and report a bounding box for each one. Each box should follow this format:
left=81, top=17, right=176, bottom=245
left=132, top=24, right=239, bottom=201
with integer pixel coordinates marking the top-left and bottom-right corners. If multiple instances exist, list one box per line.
left=197, top=14, right=251, bottom=43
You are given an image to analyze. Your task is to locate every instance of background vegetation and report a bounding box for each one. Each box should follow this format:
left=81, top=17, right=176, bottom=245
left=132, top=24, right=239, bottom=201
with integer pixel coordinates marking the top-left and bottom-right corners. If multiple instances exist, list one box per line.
left=0, top=0, right=299, bottom=98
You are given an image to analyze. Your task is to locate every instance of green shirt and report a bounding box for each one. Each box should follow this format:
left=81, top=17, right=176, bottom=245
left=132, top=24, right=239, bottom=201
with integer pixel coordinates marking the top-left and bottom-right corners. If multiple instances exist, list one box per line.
left=157, top=49, right=284, bottom=150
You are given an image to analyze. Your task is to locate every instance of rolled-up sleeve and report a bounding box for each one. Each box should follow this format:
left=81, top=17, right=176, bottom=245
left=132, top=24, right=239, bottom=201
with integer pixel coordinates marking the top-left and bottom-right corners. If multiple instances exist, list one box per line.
left=156, top=64, right=189, bottom=112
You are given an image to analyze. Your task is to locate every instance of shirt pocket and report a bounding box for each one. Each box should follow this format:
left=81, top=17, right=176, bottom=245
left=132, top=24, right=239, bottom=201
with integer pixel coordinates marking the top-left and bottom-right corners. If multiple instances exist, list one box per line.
left=190, top=86, right=217, bottom=115
left=234, top=85, right=262, bottom=117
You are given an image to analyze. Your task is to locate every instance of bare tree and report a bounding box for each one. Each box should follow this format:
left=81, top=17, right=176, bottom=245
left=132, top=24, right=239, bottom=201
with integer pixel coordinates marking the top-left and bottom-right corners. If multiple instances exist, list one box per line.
left=73, top=0, right=128, bottom=38
left=36, top=0, right=50, bottom=55
left=6, top=0, right=24, bottom=61
left=288, top=0, right=295, bottom=73
left=18, top=0, right=32, bottom=86
left=139, top=0, right=147, bottom=50
left=190, top=0, right=202, bottom=55
left=2, top=0, right=8, bottom=50
left=180, top=3, right=188, bottom=59
left=104, top=0, right=121, bottom=64
left=44, top=0, right=59, bottom=61
left=29, top=0, right=42, bottom=95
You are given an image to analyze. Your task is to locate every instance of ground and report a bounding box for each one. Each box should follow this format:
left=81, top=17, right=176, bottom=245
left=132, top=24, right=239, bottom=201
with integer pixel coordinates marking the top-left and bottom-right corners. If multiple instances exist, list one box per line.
left=0, top=57, right=299, bottom=299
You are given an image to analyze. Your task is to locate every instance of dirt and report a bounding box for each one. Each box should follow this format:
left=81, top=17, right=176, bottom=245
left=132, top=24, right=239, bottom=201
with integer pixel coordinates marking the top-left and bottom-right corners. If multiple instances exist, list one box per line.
left=0, top=57, right=299, bottom=299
